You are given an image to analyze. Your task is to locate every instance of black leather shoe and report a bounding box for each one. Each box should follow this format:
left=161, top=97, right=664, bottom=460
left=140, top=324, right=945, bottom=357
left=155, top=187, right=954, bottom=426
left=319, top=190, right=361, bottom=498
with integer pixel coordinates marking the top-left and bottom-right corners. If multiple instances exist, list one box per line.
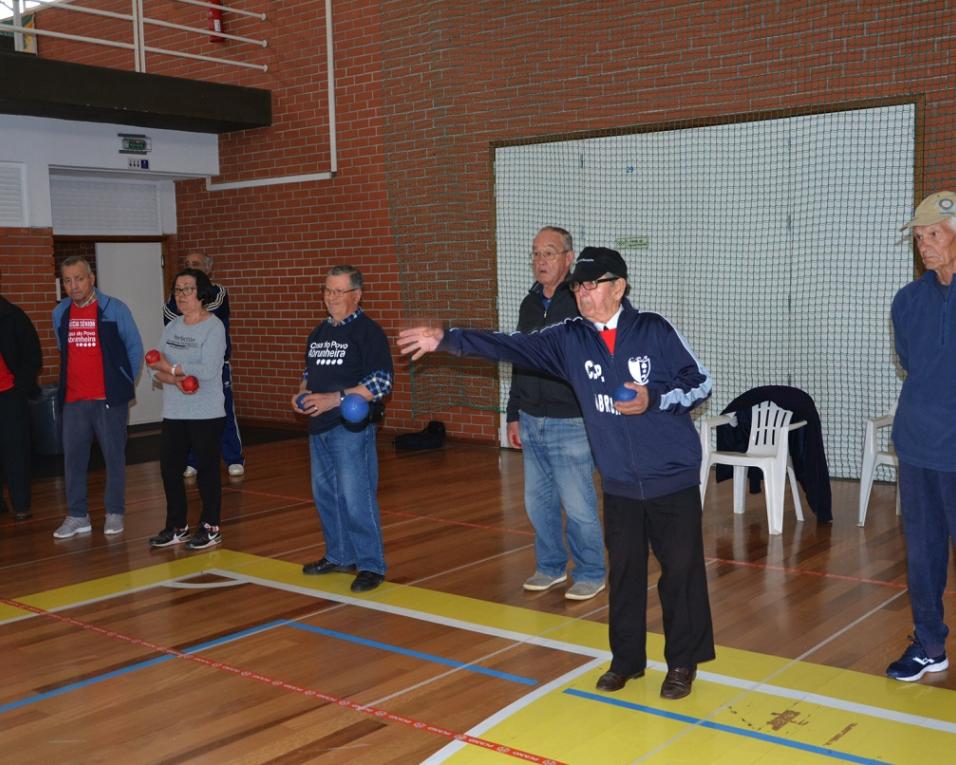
left=351, top=571, right=385, bottom=592
left=596, top=669, right=644, bottom=692
left=302, top=557, right=352, bottom=575
left=660, top=667, right=696, bottom=700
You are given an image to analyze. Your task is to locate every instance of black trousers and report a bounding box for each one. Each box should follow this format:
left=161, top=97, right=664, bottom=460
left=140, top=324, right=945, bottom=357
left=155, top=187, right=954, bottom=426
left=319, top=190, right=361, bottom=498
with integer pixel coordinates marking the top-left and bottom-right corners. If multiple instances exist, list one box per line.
left=0, top=389, right=31, bottom=514
left=160, top=418, right=225, bottom=529
left=604, top=485, right=715, bottom=675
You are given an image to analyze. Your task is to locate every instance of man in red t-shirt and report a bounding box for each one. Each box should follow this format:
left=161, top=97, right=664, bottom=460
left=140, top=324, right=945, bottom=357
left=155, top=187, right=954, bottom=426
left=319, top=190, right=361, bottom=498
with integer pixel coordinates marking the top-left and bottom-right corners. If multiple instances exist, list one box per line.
left=52, top=256, right=143, bottom=539
left=0, top=281, right=42, bottom=521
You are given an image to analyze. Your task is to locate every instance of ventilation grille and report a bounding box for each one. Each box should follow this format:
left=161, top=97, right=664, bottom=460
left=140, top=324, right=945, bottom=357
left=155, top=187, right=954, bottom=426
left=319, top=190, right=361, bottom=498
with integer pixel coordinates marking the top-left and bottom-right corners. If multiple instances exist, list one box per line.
left=51, top=176, right=161, bottom=235
left=0, top=163, right=27, bottom=227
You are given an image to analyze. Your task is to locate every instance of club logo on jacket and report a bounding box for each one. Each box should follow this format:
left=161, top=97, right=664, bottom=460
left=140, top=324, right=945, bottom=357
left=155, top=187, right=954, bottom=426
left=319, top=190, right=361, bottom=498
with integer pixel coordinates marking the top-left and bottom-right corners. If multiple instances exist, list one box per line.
left=584, top=360, right=603, bottom=381
left=628, top=356, right=651, bottom=385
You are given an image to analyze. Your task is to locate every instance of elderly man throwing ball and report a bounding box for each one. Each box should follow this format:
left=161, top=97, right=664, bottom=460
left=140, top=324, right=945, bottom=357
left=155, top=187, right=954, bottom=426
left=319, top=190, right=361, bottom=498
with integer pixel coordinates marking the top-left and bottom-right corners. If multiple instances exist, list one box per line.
left=399, top=247, right=715, bottom=700
left=295, top=265, right=393, bottom=593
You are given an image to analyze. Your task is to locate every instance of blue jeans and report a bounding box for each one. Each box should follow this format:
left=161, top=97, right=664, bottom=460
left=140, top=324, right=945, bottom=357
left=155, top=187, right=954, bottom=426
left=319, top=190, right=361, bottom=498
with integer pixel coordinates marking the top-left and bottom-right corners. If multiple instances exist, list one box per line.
left=899, top=461, right=956, bottom=656
left=309, top=424, right=386, bottom=575
left=520, top=412, right=604, bottom=584
left=63, top=400, right=129, bottom=518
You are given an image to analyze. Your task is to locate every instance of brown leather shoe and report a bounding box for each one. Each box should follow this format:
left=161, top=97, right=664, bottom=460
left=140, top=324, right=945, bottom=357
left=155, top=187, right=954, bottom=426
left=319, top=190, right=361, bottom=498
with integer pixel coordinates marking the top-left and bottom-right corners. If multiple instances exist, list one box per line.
left=660, top=667, right=696, bottom=699
left=596, top=669, right=644, bottom=692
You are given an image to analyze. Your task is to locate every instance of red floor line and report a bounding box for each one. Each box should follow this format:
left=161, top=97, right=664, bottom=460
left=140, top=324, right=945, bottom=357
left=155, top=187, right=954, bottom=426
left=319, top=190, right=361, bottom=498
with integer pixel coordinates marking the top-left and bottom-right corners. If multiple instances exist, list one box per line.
left=707, top=556, right=956, bottom=597
left=0, top=596, right=565, bottom=765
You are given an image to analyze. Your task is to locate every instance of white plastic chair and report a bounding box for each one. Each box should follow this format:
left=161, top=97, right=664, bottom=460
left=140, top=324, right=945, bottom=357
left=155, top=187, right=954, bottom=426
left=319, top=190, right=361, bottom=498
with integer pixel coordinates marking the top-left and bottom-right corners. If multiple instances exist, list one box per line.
left=700, top=401, right=806, bottom=536
left=857, top=404, right=900, bottom=527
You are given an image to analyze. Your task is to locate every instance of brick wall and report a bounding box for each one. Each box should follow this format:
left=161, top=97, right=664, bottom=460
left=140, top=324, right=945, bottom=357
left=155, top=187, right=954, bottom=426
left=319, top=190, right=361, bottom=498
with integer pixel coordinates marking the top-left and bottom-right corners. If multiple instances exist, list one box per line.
left=0, top=228, right=58, bottom=385
left=19, top=1, right=956, bottom=441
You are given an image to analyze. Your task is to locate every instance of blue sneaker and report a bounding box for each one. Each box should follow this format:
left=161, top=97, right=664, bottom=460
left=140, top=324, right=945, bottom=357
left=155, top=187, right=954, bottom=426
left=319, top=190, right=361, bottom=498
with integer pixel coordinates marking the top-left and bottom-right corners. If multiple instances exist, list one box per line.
left=886, top=637, right=948, bottom=682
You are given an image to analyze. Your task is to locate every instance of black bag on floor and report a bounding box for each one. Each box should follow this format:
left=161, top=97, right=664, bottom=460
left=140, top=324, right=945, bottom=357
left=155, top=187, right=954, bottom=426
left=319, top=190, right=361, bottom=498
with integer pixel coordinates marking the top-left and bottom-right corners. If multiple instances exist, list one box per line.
left=394, top=420, right=446, bottom=450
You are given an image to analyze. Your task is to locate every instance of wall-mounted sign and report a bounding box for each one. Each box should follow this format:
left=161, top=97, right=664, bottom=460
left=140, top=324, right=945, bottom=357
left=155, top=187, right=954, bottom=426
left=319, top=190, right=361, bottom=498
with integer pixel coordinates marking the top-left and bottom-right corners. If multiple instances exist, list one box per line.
left=118, top=133, right=151, bottom=155
left=615, top=236, right=650, bottom=250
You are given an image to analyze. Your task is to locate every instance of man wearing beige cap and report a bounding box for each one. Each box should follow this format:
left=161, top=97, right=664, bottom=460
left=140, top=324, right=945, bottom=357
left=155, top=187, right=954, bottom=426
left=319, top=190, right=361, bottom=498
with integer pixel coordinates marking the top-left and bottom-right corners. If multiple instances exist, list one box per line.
left=886, top=191, right=956, bottom=682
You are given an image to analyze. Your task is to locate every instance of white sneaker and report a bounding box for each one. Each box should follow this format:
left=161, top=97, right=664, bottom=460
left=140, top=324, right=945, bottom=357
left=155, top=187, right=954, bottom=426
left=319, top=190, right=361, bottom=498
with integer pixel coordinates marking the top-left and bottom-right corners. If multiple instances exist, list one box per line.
left=183, top=466, right=198, bottom=479
left=523, top=572, right=568, bottom=591
left=53, top=515, right=92, bottom=539
left=227, top=464, right=245, bottom=477
left=104, top=514, right=125, bottom=535
left=565, top=581, right=606, bottom=601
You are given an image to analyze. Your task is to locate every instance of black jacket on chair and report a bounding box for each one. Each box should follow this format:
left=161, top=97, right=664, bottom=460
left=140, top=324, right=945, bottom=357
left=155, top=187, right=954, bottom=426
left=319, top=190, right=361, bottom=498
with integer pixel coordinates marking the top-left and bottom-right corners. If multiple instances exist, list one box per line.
left=714, top=386, right=832, bottom=523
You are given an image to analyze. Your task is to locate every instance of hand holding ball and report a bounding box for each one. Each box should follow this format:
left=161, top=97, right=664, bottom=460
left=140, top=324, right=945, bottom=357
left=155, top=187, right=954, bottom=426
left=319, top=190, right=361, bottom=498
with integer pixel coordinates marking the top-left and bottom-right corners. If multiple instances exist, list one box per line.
left=145, top=349, right=161, bottom=365
left=181, top=375, right=200, bottom=393
left=613, top=384, right=637, bottom=402
left=340, top=393, right=369, bottom=423
left=296, top=392, right=314, bottom=413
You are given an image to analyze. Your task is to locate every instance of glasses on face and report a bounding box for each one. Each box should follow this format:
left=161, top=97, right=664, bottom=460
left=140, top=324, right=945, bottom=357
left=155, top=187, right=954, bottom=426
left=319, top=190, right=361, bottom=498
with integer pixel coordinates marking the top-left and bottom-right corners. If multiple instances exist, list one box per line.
left=569, top=276, right=619, bottom=293
left=530, top=250, right=567, bottom=263
left=323, top=287, right=358, bottom=298
left=173, top=286, right=196, bottom=296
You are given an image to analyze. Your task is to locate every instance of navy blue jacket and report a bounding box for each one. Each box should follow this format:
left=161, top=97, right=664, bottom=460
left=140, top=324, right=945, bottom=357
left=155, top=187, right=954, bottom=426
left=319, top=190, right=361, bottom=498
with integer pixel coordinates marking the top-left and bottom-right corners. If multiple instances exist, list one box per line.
left=53, top=289, right=143, bottom=407
left=892, top=270, right=956, bottom=470
left=441, top=299, right=712, bottom=500
left=506, top=281, right=582, bottom=421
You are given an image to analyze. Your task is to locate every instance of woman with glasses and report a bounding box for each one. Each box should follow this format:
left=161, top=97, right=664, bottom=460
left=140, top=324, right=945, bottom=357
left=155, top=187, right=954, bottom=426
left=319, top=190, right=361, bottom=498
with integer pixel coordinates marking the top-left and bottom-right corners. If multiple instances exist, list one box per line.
left=145, top=267, right=227, bottom=551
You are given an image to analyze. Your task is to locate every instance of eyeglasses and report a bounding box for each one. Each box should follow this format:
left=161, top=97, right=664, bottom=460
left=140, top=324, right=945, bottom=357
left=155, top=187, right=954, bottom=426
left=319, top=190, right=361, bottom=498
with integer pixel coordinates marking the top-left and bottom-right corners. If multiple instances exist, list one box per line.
left=323, top=287, right=358, bottom=297
left=173, top=286, right=196, bottom=296
left=531, top=250, right=567, bottom=262
left=569, top=277, right=619, bottom=292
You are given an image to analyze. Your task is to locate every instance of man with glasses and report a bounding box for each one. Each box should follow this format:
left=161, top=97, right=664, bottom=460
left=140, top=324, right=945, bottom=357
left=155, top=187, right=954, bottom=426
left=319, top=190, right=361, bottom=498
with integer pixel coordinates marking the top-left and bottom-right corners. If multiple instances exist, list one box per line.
left=508, top=227, right=605, bottom=600
left=294, top=265, right=393, bottom=593
left=52, top=256, right=143, bottom=539
left=398, top=247, right=714, bottom=700
left=163, top=252, right=245, bottom=478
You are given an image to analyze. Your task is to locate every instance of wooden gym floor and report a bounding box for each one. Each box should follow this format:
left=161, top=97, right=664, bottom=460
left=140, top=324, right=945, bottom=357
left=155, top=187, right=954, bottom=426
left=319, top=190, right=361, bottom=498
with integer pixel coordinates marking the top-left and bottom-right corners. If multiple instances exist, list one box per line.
left=0, top=436, right=954, bottom=764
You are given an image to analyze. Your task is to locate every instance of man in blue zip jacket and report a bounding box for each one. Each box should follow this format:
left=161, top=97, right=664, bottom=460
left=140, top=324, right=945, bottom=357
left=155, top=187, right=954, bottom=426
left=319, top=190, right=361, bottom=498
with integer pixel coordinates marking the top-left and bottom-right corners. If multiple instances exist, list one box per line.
left=399, top=247, right=715, bottom=700
left=508, top=227, right=605, bottom=600
left=52, top=256, right=143, bottom=539
left=886, top=191, right=956, bottom=682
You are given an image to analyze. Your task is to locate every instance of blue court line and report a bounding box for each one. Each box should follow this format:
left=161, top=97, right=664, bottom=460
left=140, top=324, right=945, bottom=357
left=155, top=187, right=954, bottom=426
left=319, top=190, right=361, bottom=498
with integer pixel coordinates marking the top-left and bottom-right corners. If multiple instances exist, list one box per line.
left=0, top=620, right=287, bottom=715
left=564, top=689, right=889, bottom=765
left=1, top=616, right=538, bottom=716
left=285, top=621, right=538, bottom=685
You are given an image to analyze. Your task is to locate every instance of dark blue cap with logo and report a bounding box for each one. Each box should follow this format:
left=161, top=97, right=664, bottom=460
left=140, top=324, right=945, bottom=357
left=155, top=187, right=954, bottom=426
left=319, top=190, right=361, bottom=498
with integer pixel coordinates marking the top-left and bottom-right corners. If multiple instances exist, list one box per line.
left=567, top=247, right=628, bottom=283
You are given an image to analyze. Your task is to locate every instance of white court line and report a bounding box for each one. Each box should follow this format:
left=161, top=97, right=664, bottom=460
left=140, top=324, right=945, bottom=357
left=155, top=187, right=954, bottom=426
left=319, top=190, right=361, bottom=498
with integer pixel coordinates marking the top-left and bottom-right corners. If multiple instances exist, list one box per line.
left=421, top=656, right=608, bottom=764
left=162, top=579, right=247, bottom=589
left=631, top=588, right=918, bottom=763
left=220, top=569, right=956, bottom=737
left=0, top=578, right=188, bottom=625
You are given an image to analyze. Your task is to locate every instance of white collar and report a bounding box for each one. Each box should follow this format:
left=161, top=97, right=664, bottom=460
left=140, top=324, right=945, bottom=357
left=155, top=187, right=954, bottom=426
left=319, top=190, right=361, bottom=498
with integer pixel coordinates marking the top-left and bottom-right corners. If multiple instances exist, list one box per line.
left=592, top=306, right=623, bottom=332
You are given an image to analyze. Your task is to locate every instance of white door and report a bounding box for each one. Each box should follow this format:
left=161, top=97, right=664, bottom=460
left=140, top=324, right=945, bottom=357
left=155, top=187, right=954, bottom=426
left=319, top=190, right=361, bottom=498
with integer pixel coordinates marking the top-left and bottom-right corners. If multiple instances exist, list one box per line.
left=94, top=242, right=166, bottom=426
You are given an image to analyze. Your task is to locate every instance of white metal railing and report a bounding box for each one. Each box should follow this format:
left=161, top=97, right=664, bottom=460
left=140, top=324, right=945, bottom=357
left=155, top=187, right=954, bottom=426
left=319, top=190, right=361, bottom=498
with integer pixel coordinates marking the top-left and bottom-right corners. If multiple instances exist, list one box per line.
left=3, top=0, right=267, bottom=72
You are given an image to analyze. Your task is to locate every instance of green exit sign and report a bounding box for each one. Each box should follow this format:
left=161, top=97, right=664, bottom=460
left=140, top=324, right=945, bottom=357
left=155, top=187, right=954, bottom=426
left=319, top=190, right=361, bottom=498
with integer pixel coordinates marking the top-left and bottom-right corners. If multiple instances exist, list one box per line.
left=118, top=133, right=151, bottom=155
left=615, top=236, right=649, bottom=250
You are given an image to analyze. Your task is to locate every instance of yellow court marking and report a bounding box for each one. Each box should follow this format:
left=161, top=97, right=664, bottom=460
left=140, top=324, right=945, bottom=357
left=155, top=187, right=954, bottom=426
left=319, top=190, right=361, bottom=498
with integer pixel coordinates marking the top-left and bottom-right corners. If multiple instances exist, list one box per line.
left=0, top=554, right=217, bottom=621
left=5, top=549, right=955, bottom=765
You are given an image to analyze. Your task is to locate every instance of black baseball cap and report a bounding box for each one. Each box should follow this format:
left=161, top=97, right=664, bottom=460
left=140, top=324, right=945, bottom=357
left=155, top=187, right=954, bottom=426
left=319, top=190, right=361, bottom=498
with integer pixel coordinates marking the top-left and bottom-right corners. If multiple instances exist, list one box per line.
left=567, top=247, right=628, bottom=283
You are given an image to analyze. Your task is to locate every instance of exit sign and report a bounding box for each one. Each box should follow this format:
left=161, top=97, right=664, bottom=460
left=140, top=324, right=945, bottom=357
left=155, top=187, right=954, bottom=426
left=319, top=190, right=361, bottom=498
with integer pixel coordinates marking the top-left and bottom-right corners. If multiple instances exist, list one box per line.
left=118, top=133, right=151, bottom=155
